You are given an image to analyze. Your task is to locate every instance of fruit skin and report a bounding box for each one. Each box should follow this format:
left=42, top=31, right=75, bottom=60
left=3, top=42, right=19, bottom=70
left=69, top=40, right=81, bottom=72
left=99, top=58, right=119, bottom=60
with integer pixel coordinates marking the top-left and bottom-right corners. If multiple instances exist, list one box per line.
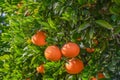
left=98, top=73, right=105, bottom=79
left=65, top=58, right=84, bottom=74
left=86, top=48, right=95, bottom=53
left=91, top=73, right=105, bottom=80
left=31, top=31, right=47, bottom=46
left=44, top=45, right=62, bottom=61
left=36, top=64, right=45, bottom=73
left=91, top=77, right=97, bottom=80
left=61, top=42, right=80, bottom=58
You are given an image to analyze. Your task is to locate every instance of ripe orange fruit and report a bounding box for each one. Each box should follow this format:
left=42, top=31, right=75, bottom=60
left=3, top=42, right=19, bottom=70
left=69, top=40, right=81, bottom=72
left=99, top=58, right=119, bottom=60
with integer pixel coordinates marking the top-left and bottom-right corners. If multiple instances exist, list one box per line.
left=98, top=73, right=105, bottom=79
left=61, top=42, right=80, bottom=58
left=44, top=45, right=62, bottom=61
left=65, top=58, right=84, bottom=74
left=31, top=31, right=47, bottom=46
left=91, top=77, right=97, bottom=80
left=86, top=48, right=95, bottom=53
left=36, top=64, right=45, bottom=73
left=90, top=73, right=105, bottom=80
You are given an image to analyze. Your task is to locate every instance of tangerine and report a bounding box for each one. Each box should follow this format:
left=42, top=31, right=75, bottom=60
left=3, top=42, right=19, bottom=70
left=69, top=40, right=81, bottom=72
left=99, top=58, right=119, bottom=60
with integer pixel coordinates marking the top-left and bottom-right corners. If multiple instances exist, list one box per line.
left=91, top=77, right=97, bottom=80
left=98, top=73, right=105, bottom=79
left=90, top=73, right=105, bottom=80
left=31, top=31, right=47, bottom=46
left=44, top=45, right=62, bottom=61
left=65, top=58, right=84, bottom=74
left=36, top=64, right=45, bottom=73
left=61, top=42, right=80, bottom=58
left=86, top=48, right=95, bottom=53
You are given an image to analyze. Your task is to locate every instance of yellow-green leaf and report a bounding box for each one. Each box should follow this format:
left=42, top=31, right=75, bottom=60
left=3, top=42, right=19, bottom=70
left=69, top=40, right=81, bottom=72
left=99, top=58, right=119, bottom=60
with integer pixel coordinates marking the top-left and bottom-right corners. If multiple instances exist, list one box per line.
left=48, top=18, right=56, bottom=30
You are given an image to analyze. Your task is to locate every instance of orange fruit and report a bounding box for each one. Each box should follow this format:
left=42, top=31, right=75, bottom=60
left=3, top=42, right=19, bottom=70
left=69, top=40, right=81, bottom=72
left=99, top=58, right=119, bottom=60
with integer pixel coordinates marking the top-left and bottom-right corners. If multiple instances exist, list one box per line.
left=91, top=77, right=97, bottom=80
left=61, top=42, right=80, bottom=58
left=90, top=73, right=105, bottom=80
left=86, top=48, right=95, bottom=53
left=36, top=64, right=45, bottom=73
left=31, top=31, right=47, bottom=46
left=44, top=45, right=62, bottom=61
left=65, top=58, right=84, bottom=74
left=98, top=73, right=105, bottom=79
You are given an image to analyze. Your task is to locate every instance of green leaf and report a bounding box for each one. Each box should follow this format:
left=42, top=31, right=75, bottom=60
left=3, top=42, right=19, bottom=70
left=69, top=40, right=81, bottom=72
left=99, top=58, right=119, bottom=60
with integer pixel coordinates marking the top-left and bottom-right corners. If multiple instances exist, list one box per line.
left=62, top=12, right=70, bottom=20
left=39, top=21, right=49, bottom=27
left=88, top=0, right=96, bottom=4
left=95, top=20, right=113, bottom=30
left=89, top=27, right=94, bottom=39
left=3, top=63, right=9, bottom=69
left=114, top=27, right=120, bottom=34
left=114, top=0, right=120, bottom=5
left=101, top=41, right=106, bottom=52
left=109, top=6, right=120, bottom=15
left=67, top=75, right=76, bottom=80
left=47, top=18, right=56, bottom=30
left=82, top=77, right=89, bottom=80
left=0, top=54, right=11, bottom=60
left=77, top=0, right=87, bottom=5
left=78, top=22, right=90, bottom=32
left=30, top=55, right=38, bottom=67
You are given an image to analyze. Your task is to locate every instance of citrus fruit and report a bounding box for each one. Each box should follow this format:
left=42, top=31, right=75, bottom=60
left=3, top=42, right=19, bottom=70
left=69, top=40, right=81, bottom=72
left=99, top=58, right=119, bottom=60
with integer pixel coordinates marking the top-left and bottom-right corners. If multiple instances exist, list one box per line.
left=86, top=48, right=95, bottom=53
left=91, top=77, right=97, bottom=80
left=65, top=58, right=84, bottom=74
left=31, top=31, right=47, bottom=46
left=98, top=73, right=105, bottom=79
left=36, top=64, right=45, bottom=73
left=61, top=42, right=80, bottom=58
left=44, top=45, right=62, bottom=61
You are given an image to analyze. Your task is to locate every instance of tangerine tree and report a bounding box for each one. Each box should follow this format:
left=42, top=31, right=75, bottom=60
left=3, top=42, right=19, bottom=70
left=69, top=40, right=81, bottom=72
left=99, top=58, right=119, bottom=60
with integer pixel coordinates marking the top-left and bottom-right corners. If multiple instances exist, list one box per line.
left=0, top=0, right=120, bottom=80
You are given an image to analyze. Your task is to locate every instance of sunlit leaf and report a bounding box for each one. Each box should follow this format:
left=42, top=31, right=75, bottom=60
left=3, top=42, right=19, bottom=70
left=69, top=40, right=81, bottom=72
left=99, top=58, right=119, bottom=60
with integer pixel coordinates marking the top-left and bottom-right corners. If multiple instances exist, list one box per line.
left=47, top=18, right=56, bottom=30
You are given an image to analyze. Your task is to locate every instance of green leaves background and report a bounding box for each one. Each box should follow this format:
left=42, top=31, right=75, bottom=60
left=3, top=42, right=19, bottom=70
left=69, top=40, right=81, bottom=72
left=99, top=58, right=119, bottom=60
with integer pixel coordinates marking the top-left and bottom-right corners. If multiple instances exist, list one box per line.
left=0, top=0, right=120, bottom=80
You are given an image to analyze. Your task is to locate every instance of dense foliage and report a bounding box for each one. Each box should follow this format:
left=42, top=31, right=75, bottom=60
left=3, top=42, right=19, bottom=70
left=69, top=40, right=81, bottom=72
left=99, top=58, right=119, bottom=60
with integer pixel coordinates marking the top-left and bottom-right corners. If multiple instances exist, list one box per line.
left=0, top=0, right=120, bottom=80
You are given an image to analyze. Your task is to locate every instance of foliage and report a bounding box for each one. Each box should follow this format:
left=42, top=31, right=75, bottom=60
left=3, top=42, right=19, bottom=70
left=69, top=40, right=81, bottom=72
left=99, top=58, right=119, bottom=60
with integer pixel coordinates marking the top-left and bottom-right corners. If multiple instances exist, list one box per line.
left=0, top=0, right=120, bottom=80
